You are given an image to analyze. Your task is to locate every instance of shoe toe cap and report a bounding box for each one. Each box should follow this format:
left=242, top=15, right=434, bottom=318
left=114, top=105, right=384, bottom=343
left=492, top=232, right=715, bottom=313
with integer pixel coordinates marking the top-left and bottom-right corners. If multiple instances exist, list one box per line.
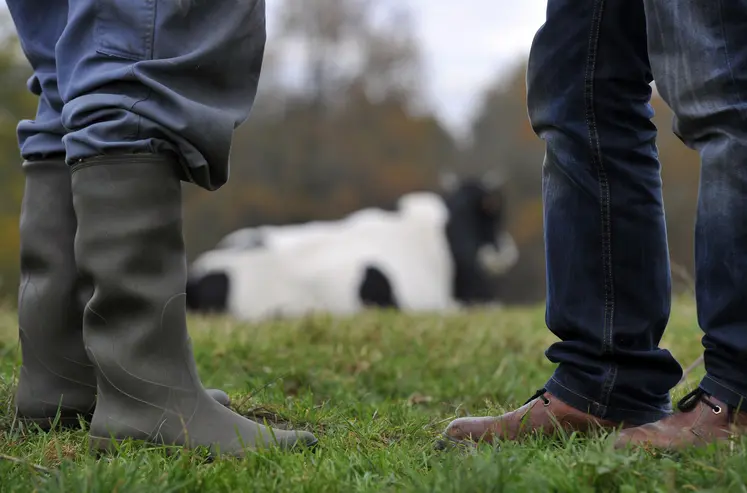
left=444, top=417, right=496, bottom=442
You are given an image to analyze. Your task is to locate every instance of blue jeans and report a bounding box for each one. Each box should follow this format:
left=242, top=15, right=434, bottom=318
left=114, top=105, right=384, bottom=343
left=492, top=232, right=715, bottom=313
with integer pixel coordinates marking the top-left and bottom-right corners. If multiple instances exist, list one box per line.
left=6, top=0, right=266, bottom=191
left=528, top=0, right=747, bottom=425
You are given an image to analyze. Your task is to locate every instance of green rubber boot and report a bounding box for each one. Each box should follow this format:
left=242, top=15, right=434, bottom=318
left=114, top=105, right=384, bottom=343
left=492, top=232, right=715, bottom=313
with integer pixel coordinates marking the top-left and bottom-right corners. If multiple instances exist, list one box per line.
left=14, top=159, right=231, bottom=431
left=15, top=159, right=97, bottom=430
left=72, top=154, right=317, bottom=457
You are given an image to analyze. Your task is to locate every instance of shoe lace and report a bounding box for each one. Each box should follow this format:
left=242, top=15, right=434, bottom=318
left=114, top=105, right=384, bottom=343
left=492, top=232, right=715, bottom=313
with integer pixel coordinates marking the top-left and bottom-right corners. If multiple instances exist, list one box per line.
left=524, top=388, right=551, bottom=407
left=677, top=388, right=722, bottom=415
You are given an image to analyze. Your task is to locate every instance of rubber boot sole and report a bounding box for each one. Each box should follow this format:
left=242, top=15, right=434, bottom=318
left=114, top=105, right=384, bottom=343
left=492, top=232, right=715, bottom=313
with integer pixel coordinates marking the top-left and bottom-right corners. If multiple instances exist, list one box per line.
left=89, top=434, right=320, bottom=457
left=17, top=412, right=94, bottom=432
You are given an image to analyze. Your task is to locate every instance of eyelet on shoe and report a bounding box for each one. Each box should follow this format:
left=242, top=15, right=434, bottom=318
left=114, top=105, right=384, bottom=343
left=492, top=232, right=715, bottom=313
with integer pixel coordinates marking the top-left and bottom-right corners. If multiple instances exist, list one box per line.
left=713, top=406, right=722, bottom=415
left=543, top=398, right=551, bottom=407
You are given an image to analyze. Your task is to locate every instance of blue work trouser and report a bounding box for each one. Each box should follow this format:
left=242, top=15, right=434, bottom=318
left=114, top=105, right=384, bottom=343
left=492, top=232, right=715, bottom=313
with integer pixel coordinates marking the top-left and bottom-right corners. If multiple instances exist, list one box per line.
left=528, top=0, right=747, bottom=425
left=6, top=0, right=266, bottom=191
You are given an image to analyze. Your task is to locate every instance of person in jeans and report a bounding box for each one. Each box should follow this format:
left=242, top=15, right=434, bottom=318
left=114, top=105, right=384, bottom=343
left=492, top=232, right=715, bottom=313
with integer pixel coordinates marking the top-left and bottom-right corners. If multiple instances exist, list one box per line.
left=444, top=0, right=747, bottom=450
left=9, top=0, right=317, bottom=457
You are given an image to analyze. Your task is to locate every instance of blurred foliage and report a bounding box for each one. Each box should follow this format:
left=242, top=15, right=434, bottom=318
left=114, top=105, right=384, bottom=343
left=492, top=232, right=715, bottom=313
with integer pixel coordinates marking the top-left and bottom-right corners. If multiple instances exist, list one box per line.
left=0, top=1, right=701, bottom=304
left=0, top=12, right=38, bottom=296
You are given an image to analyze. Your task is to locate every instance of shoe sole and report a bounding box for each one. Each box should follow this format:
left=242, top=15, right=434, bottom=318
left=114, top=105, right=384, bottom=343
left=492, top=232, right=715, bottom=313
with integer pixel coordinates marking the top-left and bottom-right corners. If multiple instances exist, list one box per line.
left=434, top=422, right=627, bottom=452
left=434, top=433, right=481, bottom=452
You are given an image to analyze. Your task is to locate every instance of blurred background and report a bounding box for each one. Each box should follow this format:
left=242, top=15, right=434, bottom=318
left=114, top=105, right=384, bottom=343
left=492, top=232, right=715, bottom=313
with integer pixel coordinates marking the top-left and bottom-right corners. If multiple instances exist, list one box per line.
left=0, top=0, right=700, bottom=305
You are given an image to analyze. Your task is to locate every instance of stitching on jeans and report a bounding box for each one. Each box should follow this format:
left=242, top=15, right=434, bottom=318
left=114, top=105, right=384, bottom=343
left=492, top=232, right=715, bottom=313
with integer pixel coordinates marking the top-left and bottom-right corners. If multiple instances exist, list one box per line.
left=146, top=0, right=156, bottom=60
left=550, top=376, right=606, bottom=414
left=549, top=376, right=667, bottom=418
left=584, top=0, right=617, bottom=412
left=599, top=363, right=618, bottom=418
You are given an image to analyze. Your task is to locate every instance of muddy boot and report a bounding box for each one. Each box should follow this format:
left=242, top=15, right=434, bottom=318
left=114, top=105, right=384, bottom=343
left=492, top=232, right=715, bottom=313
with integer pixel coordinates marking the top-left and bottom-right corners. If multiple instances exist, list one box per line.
left=72, top=154, right=317, bottom=457
left=14, top=159, right=231, bottom=432
left=14, top=159, right=97, bottom=430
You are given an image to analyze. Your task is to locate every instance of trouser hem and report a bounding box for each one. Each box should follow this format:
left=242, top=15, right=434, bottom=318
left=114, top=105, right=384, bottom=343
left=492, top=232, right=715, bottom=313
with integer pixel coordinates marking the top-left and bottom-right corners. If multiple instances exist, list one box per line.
left=545, top=375, right=671, bottom=426
left=700, top=375, right=747, bottom=411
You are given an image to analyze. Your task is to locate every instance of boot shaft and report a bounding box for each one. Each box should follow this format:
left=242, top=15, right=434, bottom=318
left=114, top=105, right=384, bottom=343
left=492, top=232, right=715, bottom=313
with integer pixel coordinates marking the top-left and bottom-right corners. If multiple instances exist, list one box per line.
left=16, top=159, right=96, bottom=423
left=70, top=154, right=195, bottom=391
left=71, top=154, right=317, bottom=454
left=71, top=154, right=204, bottom=436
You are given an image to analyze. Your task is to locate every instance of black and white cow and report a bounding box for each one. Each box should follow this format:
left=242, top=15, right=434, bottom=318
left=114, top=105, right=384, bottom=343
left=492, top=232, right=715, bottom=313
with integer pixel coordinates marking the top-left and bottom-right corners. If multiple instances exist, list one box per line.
left=185, top=173, right=519, bottom=321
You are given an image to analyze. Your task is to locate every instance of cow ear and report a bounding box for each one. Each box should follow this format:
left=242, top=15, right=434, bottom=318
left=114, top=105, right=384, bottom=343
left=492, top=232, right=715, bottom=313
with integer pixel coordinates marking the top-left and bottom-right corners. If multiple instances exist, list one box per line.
left=439, top=171, right=460, bottom=192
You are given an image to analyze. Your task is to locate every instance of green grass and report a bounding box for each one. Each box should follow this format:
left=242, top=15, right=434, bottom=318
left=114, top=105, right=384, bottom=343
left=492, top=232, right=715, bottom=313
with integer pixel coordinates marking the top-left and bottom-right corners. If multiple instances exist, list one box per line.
left=0, top=296, right=744, bottom=492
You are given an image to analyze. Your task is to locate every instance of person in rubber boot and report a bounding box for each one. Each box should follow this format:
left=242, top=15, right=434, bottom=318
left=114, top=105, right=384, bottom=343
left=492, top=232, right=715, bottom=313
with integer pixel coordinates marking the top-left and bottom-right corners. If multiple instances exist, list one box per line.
left=7, top=0, right=318, bottom=457
left=442, top=0, right=747, bottom=452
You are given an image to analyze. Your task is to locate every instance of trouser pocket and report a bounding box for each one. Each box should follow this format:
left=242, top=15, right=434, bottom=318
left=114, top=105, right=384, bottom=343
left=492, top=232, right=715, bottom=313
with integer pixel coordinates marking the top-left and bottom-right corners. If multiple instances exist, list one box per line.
left=94, top=0, right=156, bottom=61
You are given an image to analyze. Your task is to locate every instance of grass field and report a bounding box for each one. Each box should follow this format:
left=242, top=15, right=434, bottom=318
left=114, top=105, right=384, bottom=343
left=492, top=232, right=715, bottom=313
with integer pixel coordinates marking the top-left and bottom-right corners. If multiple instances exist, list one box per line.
left=0, top=296, right=745, bottom=492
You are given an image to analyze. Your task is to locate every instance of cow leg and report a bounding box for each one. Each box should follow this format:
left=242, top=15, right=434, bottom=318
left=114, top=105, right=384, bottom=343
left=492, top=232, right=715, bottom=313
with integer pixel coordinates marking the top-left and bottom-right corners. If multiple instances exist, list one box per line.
left=358, top=265, right=399, bottom=309
left=186, top=272, right=231, bottom=314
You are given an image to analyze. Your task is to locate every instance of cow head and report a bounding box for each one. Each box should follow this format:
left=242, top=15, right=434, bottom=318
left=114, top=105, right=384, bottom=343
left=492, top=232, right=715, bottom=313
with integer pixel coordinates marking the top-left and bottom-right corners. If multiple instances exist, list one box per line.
left=440, top=170, right=519, bottom=304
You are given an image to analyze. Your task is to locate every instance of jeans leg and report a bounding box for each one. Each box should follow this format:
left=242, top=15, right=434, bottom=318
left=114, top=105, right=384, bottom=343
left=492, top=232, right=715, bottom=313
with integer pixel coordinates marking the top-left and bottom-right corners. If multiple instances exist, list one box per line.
left=527, top=0, right=683, bottom=425
left=644, top=0, right=747, bottom=411
left=6, top=0, right=68, bottom=160
left=54, top=0, right=266, bottom=191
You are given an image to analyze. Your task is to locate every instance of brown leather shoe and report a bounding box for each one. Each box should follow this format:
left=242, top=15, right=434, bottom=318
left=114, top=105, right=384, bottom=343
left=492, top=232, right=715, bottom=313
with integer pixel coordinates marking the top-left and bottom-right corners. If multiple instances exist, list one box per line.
left=614, top=388, right=747, bottom=451
left=441, top=388, right=623, bottom=447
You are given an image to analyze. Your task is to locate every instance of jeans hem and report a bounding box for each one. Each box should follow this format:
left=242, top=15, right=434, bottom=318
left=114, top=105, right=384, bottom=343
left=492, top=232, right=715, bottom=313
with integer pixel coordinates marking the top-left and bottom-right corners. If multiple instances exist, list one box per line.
left=545, top=376, right=671, bottom=426
left=700, top=375, right=747, bottom=411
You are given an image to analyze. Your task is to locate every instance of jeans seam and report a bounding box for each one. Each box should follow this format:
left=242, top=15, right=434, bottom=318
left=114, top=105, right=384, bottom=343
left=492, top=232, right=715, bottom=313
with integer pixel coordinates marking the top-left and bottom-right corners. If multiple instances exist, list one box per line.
left=550, top=376, right=605, bottom=412
left=549, top=375, right=665, bottom=417
left=584, top=0, right=617, bottom=411
left=146, top=0, right=156, bottom=60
